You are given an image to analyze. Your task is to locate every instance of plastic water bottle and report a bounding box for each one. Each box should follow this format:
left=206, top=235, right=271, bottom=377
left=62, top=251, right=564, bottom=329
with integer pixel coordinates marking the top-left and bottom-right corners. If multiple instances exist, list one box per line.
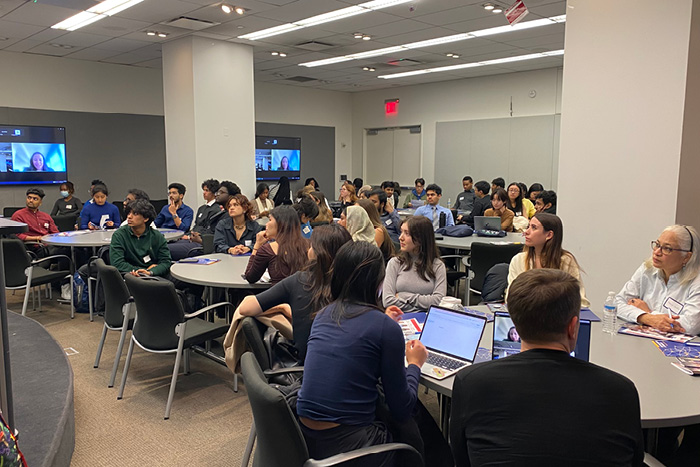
left=603, top=291, right=617, bottom=334
left=447, top=198, right=451, bottom=209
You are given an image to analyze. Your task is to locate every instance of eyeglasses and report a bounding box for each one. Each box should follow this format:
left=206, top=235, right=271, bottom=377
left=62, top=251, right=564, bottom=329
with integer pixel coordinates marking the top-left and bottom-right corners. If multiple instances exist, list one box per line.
left=651, top=241, right=691, bottom=255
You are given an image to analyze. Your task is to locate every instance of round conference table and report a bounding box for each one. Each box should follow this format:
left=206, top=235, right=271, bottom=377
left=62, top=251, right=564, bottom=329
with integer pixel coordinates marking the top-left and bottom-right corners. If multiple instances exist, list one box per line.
left=41, top=228, right=184, bottom=247
left=435, top=231, right=524, bottom=250
left=420, top=306, right=700, bottom=430
left=170, top=253, right=270, bottom=290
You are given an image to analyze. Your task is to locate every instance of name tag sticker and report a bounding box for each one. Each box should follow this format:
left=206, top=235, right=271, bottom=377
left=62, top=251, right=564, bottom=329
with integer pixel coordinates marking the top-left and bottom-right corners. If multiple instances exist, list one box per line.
left=245, top=240, right=252, bottom=247
left=664, top=297, right=684, bottom=315
left=303, top=226, right=311, bottom=234
left=43, top=223, right=49, bottom=228
left=143, top=255, right=151, bottom=263
left=198, top=213, right=202, bottom=218
left=66, top=205, right=72, bottom=209
left=385, top=219, right=392, bottom=225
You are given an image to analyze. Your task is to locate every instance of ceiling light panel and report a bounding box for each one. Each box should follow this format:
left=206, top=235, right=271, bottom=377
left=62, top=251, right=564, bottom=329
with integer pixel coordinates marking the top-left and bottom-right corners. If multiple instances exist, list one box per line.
left=299, top=15, right=565, bottom=68
left=238, top=0, right=412, bottom=40
left=52, top=0, right=145, bottom=31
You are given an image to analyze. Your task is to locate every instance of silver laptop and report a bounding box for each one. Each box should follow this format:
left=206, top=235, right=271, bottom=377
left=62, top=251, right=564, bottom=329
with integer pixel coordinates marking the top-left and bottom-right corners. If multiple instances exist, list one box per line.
left=474, top=216, right=502, bottom=231
left=418, top=305, right=488, bottom=380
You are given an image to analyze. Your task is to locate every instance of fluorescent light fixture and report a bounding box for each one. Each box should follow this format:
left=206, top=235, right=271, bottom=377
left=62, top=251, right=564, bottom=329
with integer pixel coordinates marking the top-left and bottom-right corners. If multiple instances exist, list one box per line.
left=377, top=49, right=564, bottom=79
left=52, top=0, right=144, bottom=30
left=239, top=0, right=412, bottom=40
left=300, top=15, right=565, bottom=68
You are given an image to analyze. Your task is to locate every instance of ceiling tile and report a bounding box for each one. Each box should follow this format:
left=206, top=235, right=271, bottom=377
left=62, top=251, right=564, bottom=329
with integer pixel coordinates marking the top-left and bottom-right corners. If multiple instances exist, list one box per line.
left=114, top=0, right=200, bottom=23
left=50, top=31, right=112, bottom=48
left=2, top=2, right=81, bottom=27
left=78, top=16, right=154, bottom=37
left=0, top=19, right=44, bottom=39
left=2, top=38, right=44, bottom=52
left=205, top=15, right=284, bottom=37
left=254, top=0, right=350, bottom=22
left=92, top=37, right=153, bottom=52
left=102, top=52, right=153, bottom=65
left=412, top=5, right=493, bottom=27
left=64, top=47, right=121, bottom=61
left=0, top=0, right=27, bottom=19
left=25, top=43, right=76, bottom=57
left=133, top=58, right=163, bottom=68
left=376, top=26, right=464, bottom=46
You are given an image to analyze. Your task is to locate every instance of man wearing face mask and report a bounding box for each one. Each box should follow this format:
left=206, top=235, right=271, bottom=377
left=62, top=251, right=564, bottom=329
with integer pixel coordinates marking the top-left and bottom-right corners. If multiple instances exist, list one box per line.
left=50, top=181, right=82, bottom=216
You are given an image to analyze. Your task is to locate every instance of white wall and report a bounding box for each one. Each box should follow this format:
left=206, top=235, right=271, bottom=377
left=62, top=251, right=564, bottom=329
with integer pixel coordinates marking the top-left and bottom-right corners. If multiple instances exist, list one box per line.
left=558, top=0, right=693, bottom=309
left=351, top=67, right=563, bottom=186
left=0, top=51, right=163, bottom=116
left=254, top=82, right=353, bottom=195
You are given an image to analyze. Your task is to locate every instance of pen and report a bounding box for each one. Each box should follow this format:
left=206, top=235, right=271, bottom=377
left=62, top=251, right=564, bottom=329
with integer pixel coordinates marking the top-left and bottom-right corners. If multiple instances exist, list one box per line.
left=668, top=308, right=675, bottom=328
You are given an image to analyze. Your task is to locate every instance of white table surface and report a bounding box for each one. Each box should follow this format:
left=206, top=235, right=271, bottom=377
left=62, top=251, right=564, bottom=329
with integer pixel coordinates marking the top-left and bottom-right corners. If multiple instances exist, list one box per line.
left=421, top=305, right=700, bottom=428
left=170, top=253, right=271, bottom=289
left=435, top=232, right=524, bottom=250
left=41, top=228, right=183, bottom=247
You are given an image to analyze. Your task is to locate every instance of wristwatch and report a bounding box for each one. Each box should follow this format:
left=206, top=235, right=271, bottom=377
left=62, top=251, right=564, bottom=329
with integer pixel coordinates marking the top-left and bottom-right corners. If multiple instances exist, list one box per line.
left=173, top=214, right=179, bottom=219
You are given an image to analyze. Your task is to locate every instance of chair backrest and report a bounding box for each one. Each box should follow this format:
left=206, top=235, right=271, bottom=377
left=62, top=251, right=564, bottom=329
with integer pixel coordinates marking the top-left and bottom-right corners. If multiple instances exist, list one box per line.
left=200, top=234, right=214, bottom=254
left=240, top=317, right=272, bottom=370
left=112, top=201, right=125, bottom=224
left=94, top=259, right=131, bottom=328
left=124, top=274, right=184, bottom=351
left=470, top=243, right=524, bottom=292
left=1, top=239, right=32, bottom=287
left=51, top=214, right=78, bottom=232
left=240, top=353, right=309, bottom=467
left=2, top=207, right=22, bottom=218
left=151, top=199, right=168, bottom=215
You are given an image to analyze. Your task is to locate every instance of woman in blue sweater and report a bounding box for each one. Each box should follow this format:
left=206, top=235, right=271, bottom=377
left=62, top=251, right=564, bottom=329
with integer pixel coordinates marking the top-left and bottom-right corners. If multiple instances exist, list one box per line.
left=296, top=241, right=428, bottom=465
left=79, top=184, right=120, bottom=229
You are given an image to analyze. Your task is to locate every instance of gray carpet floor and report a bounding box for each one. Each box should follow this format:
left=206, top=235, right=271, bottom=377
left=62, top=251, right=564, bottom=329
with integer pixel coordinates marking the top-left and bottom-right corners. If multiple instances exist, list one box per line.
left=6, top=288, right=441, bottom=466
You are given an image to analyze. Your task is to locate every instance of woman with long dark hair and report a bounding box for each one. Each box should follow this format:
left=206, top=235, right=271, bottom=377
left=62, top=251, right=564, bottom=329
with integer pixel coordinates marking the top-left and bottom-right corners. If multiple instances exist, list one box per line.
left=270, top=176, right=292, bottom=206
left=505, top=182, right=536, bottom=219
left=383, top=216, right=446, bottom=312
left=253, top=182, right=274, bottom=218
left=484, top=188, right=514, bottom=232
left=236, top=223, right=352, bottom=360
left=244, top=205, right=308, bottom=285
left=296, top=241, right=428, bottom=463
left=507, top=212, right=589, bottom=306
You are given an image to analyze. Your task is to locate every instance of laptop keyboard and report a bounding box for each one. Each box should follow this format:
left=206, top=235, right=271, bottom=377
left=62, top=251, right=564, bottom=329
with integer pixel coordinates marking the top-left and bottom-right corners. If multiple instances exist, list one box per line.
left=427, top=352, right=465, bottom=370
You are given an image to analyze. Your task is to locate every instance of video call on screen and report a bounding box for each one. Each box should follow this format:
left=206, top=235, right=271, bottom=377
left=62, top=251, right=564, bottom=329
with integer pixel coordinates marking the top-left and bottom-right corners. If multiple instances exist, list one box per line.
left=255, top=135, right=301, bottom=181
left=0, top=125, right=67, bottom=185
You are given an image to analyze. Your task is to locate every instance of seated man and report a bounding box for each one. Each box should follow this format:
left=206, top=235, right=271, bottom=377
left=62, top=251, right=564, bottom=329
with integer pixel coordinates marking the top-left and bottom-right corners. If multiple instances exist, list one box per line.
left=413, top=183, right=454, bottom=230
left=154, top=182, right=194, bottom=232
left=120, top=188, right=152, bottom=227
left=381, top=180, right=396, bottom=211
left=491, top=177, right=505, bottom=194
left=453, top=176, right=475, bottom=212
left=535, top=189, right=557, bottom=214
left=462, top=181, right=492, bottom=226
left=403, top=177, right=427, bottom=208
left=368, top=188, right=400, bottom=242
left=110, top=199, right=172, bottom=277
left=11, top=188, right=59, bottom=254
left=450, top=269, right=644, bottom=466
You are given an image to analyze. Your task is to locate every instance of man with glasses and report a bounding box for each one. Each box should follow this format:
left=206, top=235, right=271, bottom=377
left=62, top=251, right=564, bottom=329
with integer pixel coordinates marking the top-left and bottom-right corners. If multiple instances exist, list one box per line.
left=402, top=177, right=427, bottom=208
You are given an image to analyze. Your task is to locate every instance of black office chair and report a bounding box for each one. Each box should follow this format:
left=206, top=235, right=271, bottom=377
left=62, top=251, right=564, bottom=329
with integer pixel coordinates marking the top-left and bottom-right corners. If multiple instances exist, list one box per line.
left=2, top=207, right=22, bottom=218
left=1, top=238, right=74, bottom=318
left=240, top=352, right=422, bottom=467
left=118, top=274, right=231, bottom=419
left=112, top=201, right=125, bottom=223
left=51, top=214, right=78, bottom=232
left=465, top=243, right=523, bottom=305
left=92, top=259, right=134, bottom=388
left=151, top=198, right=168, bottom=215
left=441, top=254, right=468, bottom=301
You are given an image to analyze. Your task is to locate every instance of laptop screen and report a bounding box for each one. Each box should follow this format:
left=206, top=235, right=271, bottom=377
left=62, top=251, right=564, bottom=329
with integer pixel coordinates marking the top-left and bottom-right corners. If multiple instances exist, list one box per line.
left=420, top=306, right=487, bottom=361
left=492, top=311, right=591, bottom=361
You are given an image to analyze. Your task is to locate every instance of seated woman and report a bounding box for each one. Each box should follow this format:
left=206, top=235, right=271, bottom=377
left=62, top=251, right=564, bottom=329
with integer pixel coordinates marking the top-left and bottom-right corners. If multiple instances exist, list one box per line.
left=214, top=195, right=261, bottom=255
left=484, top=188, right=514, bottom=232
left=305, top=177, right=320, bottom=190
left=339, top=205, right=376, bottom=246
left=616, top=225, right=700, bottom=335
left=293, top=196, right=319, bottom=239
left=236, top=224, right=352, bottom=360
left=527, top=183, right=544, bottom=202
left=244, top=205, right=308, bottom=285
left=383, top=216, right=446, bottom=313
left=310, top=191, right=333, bottom=224
left=505, top=182, right=536, bottom=219
left=79, top=184, right=120, bottom=229
left=507, top=213, right=590, bottom=307
left=297, top=241, right=428, bottom=462
left=51, top=181, right=82, bottom=216
left=253, top=183, right=274, bottom=219
left=338, top=181, right=358, bottom=209
left=270, top=176, right=292, bottom=206
left=358, top=199, right=394, bottom=262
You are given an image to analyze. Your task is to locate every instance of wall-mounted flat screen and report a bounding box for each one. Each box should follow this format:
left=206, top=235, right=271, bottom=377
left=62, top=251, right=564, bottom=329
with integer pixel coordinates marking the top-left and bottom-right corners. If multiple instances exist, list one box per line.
left=255, top=135, right=301, bottom=181
left=0, top=125, right=67, bottom=185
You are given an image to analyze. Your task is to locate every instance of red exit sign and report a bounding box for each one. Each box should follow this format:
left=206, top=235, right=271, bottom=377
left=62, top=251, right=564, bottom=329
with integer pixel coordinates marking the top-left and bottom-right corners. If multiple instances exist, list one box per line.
left=385, top=98, right=399, bottom=116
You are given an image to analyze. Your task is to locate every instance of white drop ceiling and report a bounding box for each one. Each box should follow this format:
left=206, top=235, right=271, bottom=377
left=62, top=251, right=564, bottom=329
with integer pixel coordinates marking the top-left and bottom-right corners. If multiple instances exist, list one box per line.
left=0, top=0, right=566, bottom=92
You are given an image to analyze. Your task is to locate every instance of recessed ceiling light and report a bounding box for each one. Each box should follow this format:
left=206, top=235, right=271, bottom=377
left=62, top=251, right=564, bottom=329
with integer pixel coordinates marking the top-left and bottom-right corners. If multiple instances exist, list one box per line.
left=50, top=43, right=74, bottom=49
left=147, top=31, right=156, bottom=36
left=492, top=7, right=503, bottom=13
left=221, top=3, right=232, bottom=14
left=363, top=66, right=369, bottom=70
left=299, top=14, right=565, bottom=67
left=452, top=54, right=460, bottom=58
left=483, top=3, right=495, bottom=10
left=0, top=37, right=8, bottom=41
left=279, top=52, right=287, bottom=57
left=362, top=35, right=371, bottom=41
left=369, top=67, right=375, bottom=71
left=445, top=53, right=454, bottom=57
left=157, top=32, right=168, bottom=38
left=271, top=51, right=279, bottom=56
left=235, top=6, right=245, bottom=15
left=354, top=32, right=364, bottom=39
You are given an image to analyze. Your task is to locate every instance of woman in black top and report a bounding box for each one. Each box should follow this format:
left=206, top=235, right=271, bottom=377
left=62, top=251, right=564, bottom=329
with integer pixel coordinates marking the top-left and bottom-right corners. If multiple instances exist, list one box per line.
left=271, top=176, right=292, bottom=206
left=213, top=194, right=261, bottom=254
left=51, top=181, right=82, bottom=216
left=237, top=223, right=352, bottom=359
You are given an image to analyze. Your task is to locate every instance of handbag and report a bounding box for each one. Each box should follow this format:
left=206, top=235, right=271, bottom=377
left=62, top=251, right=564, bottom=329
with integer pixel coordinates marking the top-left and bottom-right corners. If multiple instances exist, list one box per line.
left=262, top=327, right=302, bottom=386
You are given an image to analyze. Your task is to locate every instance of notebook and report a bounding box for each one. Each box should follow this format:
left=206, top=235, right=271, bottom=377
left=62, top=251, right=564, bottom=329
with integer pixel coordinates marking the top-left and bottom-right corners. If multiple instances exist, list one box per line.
left=417, top=305, right=488, bottom=380
left=491, top=311, right=591, bottom=361
left=474, top=216, right=502, bottom=232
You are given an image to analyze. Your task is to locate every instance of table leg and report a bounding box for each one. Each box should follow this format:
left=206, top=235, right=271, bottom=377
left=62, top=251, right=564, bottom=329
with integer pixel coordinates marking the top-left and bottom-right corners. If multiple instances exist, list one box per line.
left=437, top=392, right=452, bottom=436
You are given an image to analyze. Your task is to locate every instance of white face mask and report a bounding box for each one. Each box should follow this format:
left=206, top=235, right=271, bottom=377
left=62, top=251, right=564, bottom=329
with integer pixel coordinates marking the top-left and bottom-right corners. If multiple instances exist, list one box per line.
left=60, top=191, right=70, bottom=198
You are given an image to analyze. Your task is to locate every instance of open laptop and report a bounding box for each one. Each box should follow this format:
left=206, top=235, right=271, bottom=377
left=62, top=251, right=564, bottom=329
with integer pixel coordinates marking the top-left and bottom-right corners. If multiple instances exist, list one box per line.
left=491, top=311, right=591, bottom=361
left=417, top=305, right=488, bottom=380
left=474, top=216, right=502, bottom=232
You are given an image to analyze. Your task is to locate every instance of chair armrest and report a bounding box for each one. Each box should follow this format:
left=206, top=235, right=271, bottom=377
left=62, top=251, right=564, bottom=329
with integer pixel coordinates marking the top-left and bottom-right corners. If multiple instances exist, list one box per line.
left=32, top=254, right=74, bottom=273
left=643, top=452, right=665, bottom=467
left=185, top=246, right=203, bottom=257
left=304, top=442, right=422, bottom=467
left=184, top=301, right=234, bottom=319
left=440, top=254, right=466, bottom=260
left=264, top=367, right=304, bottom=377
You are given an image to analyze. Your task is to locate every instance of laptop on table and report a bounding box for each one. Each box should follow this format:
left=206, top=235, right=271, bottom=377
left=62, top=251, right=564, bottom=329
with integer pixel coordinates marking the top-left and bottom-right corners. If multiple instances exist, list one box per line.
left=474, top=216, right=502, bottom=232
left=491, top=311, right=591, bottom=361
left=417, top=305, right=488, bottom=380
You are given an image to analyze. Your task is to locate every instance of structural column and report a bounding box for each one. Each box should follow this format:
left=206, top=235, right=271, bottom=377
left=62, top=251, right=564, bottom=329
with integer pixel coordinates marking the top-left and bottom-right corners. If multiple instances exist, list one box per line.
left=558, top=0, right=700, bottom=307
left=162, top=36, right=256, bottom=201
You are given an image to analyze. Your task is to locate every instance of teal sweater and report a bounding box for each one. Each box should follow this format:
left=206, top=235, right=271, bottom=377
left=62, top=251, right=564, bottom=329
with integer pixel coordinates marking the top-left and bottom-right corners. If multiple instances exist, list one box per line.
left=109, top=224, right=172, bottom=277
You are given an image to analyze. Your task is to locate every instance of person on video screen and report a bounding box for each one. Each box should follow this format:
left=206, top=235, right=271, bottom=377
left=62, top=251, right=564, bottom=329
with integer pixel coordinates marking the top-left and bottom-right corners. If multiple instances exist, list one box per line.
left=507, top=326, right=521, bottom=342
left=27, top=152, right=52, bottom=172
left=278, top=156, right=289, bottom=171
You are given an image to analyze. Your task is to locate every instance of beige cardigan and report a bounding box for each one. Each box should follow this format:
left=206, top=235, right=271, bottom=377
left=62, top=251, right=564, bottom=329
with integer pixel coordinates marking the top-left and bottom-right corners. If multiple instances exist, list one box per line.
left=507, top=251, right=591, bottom=307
